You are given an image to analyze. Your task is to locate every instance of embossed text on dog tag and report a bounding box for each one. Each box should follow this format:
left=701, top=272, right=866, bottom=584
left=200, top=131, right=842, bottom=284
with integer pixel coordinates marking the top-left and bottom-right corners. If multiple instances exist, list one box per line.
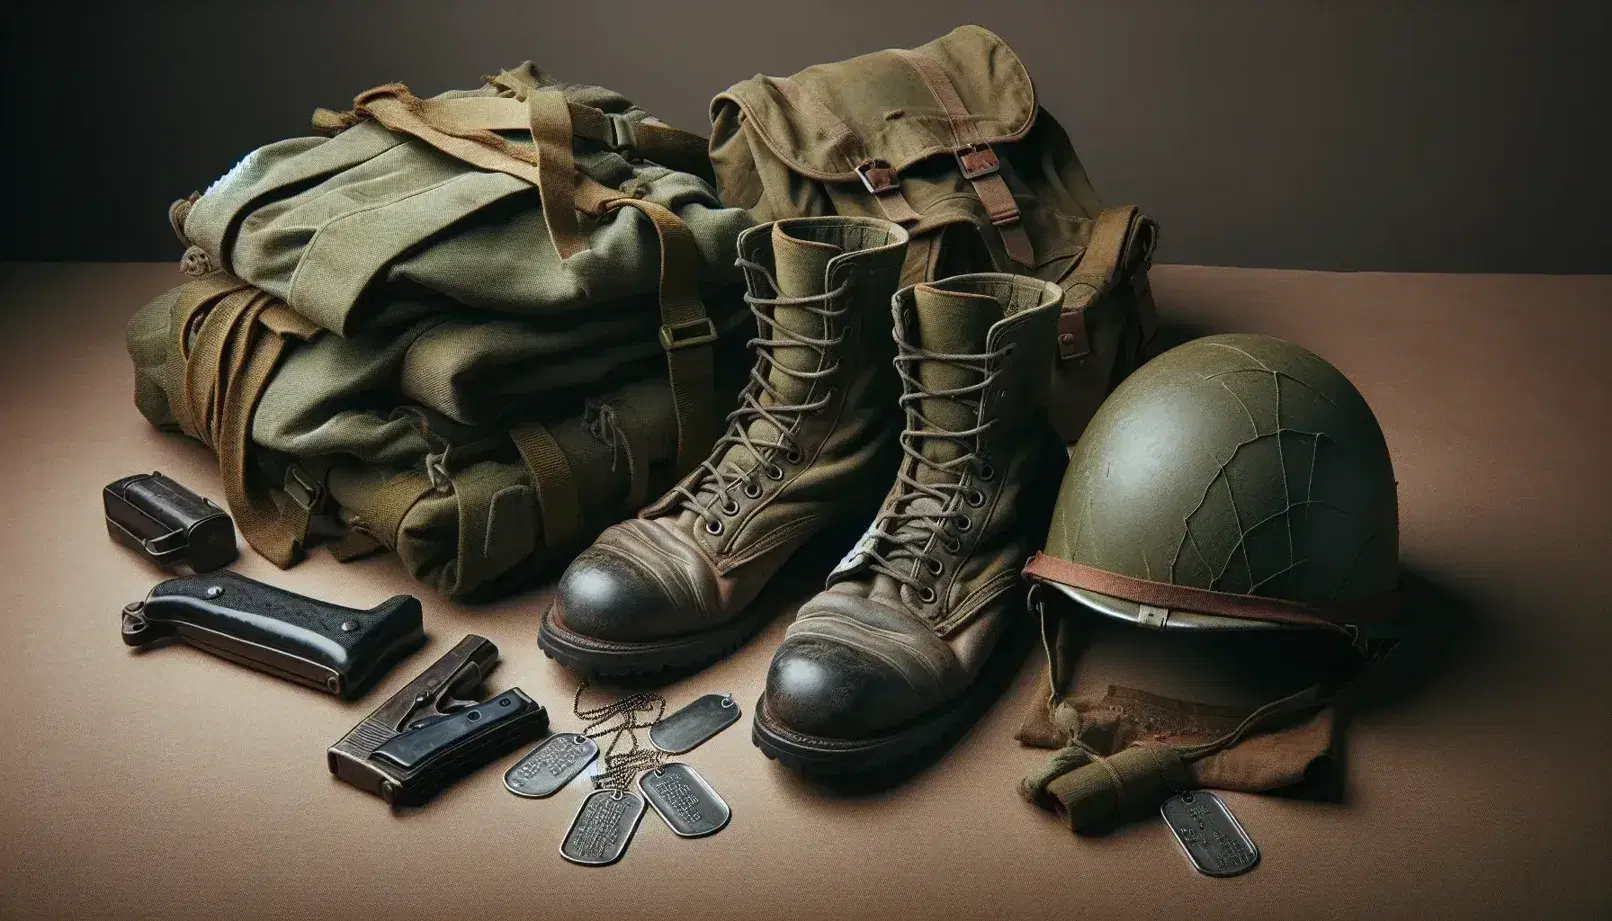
left=638, top=762, right=731, bottom=838
left=1161, top=791, right=1260, bottom=877
left=505, top=733, right=599, bottom=798
left=560, top=789, right=646, bottom=866
left=650, top=693, right=739, bottom=754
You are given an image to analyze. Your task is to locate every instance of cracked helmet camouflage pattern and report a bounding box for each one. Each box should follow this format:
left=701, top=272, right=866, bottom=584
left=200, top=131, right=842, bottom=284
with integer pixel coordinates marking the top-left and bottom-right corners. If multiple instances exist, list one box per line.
left=1032, top=333, right=1399, bottom=632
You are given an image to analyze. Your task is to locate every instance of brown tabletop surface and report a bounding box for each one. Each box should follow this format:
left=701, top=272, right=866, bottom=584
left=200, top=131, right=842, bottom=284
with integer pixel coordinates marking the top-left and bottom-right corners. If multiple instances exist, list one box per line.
left=1, top=262, right=1607, bottom=921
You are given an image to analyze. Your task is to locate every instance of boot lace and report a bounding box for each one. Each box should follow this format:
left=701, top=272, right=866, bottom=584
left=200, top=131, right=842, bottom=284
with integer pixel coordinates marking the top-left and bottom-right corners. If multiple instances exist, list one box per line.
left=665, top=258, right=850, bottom=530
left=861, top=339, right=1015, bottom=600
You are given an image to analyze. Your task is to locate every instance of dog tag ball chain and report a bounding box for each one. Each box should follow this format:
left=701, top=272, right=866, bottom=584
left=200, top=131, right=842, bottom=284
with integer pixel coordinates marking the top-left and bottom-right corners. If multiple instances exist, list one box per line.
left=557, top=681, right=666, bottom=866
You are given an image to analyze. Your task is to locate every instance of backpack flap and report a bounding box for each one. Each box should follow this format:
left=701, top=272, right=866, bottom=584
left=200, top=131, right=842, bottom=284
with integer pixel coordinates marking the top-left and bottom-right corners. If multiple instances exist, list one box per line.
left=711, top=26, right=1038, bottom=265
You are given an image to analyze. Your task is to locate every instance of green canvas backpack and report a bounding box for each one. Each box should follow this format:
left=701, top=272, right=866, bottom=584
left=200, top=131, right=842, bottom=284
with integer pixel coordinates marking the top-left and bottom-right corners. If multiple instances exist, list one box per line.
left=709, top=25, right=1160, bottom=443
left=126, top=63, right=754, bottom=598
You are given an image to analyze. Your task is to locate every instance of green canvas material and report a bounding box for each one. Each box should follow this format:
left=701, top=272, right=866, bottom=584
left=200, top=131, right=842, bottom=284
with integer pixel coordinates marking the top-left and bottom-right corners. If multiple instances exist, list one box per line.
left=127, top=63, right=753, bottom=599
left=709, top=25, right=1161, bottom=443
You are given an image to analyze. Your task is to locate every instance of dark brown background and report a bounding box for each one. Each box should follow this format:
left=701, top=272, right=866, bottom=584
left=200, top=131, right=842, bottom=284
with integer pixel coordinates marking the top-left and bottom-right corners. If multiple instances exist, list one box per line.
left=3, top=0, right=1609, bottom=271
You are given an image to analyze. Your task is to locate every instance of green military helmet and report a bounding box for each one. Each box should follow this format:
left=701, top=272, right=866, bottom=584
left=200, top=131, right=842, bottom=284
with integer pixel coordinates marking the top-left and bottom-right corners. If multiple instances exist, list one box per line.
left=1024, top=333, right=1400, bottom=635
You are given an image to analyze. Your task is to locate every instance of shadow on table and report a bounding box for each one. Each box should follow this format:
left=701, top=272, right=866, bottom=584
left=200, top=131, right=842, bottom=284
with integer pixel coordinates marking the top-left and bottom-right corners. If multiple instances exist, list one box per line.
left=1277, top=562, right=1502, bottom=803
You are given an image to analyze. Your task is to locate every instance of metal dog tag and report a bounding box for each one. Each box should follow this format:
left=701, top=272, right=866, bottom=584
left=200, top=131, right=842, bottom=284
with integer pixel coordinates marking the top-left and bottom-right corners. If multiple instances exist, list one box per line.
left=1161, top=790, right=1260, bottom=877
left=560, top=789, right=646, bottom=866
left=650, top=693, right=739, bottom=754
left=505, top=733, right=599, bottom=798
left=638, top=763, right=731, bottom=838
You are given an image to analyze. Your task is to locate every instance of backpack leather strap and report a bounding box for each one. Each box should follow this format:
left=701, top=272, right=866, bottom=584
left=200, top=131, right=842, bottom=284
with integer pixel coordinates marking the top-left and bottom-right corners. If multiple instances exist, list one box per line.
left=891, top=49, right=1035, bottom=267
left=768, top=76, right=922, bottom=225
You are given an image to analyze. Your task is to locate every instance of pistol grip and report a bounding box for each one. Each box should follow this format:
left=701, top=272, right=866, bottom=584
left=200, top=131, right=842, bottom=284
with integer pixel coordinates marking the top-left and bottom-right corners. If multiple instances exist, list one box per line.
left=124, top=571, right=425, bottom=698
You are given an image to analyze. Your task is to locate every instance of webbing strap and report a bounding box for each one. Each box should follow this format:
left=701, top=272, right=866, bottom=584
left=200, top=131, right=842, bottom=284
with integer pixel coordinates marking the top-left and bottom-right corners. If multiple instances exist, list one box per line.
left=769, top=76, right=921, bottom=225
left=891, top=49, right=1034, bottom=267
left=174, top=278, right=320, bottom=568
left=344, top=469, right=436, bottom=557
left=602, top=197, right=716, bottom=474
left=510, top=422, right=584, bottom=553
left=1023, top=552, right=1400, bottom=630
left=352, top=83, right=619, bottom=260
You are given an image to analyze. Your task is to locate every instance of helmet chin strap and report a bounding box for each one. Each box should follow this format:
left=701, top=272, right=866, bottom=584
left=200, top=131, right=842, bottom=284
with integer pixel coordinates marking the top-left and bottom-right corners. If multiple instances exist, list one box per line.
left=1020, top=682, right=1329, bottom=833
left=1019, top=586, right=1350, bottom=833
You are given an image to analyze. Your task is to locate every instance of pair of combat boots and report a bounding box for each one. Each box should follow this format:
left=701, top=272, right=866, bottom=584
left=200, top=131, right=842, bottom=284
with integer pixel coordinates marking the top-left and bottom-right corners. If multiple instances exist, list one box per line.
left=538, top=217, right=1067, bottom=774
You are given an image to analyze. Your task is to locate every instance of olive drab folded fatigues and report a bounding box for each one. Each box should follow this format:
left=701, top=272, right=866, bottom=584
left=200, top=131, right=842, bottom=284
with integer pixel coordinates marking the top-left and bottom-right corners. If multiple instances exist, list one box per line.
left=709, top=24, right=1160, bottom=444
left=126, top=64, right=754, bottom=598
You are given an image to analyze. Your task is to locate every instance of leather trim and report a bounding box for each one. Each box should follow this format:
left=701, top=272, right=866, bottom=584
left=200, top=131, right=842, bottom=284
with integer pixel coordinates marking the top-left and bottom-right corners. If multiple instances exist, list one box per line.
left=1021, top=552, right=1399, bottom=630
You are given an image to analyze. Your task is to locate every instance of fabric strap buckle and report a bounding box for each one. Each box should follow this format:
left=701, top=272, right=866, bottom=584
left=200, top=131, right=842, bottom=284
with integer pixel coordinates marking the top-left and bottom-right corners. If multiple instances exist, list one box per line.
left=956, top=143, right=1001, bottom=181
left=282, top=464, right=324, bottom=513
left=603, top=113, right=637, bottom=153
left=660, top=317, right=718, bottom=351
left=855, top=159, right=902, bottom=195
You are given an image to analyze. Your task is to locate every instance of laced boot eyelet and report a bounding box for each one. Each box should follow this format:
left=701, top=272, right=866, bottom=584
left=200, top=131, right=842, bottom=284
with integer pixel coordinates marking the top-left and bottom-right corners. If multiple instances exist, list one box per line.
left=784, top=447, right=804, bottom=465
left=925, top=558, right=944, bottom=576
left=943, top=535, right=962, bottom=554
left=952, top=514, right=972, bottom=533
left=977, top=463, right=996, bottom=482
left=742, top=481, right=764, bottom=499
left=765, top=464, right=785, bottom=481
left=918, top=586, right=937, bottom=604
left=965, top=489, right=986, bottom=508
left=721, top=499, right=740, bottom=516
left=704, top=519, right=725, bottom=536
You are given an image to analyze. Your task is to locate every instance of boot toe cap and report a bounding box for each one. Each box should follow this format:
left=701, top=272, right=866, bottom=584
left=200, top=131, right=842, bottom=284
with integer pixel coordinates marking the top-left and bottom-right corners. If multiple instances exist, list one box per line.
left=554, top=549, right=678, bottom=643
left=763, top=637, right=923, bottom=739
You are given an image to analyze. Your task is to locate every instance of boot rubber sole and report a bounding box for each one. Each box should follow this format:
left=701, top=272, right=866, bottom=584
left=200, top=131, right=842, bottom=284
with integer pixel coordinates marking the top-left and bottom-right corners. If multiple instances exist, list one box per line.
left=538, top=597, right=776, bottom=681
left=751, top=616, right=1032, bottom=776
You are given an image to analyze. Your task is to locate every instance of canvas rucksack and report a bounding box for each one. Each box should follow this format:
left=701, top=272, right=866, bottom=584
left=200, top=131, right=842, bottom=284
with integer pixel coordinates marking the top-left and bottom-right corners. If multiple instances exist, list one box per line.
left=126, top=63, right=754, bottom=599
left=708, top=25, right=1160, bottom=443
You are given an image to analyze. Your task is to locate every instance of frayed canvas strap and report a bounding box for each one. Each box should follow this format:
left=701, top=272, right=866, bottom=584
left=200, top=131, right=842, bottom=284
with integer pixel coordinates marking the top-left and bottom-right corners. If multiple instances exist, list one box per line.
left=172, top=275, right=320, bottom=568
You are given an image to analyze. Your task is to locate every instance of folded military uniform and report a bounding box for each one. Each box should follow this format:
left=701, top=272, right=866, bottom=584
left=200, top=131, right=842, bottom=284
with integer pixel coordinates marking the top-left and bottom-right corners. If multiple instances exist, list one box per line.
left=127, top=64, right=753, bottom=598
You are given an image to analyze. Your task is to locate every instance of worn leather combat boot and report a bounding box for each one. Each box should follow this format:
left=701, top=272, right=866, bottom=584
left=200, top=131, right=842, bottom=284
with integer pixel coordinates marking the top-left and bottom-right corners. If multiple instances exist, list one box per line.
left=753, top=273, right=1066, bottom=773
left=539, top=217, right=909, bottom=677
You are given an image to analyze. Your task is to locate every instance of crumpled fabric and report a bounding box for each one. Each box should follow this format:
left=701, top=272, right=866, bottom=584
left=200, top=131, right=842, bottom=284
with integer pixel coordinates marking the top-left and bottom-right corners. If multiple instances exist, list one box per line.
left=1016, top=668, right=1335, bottom=832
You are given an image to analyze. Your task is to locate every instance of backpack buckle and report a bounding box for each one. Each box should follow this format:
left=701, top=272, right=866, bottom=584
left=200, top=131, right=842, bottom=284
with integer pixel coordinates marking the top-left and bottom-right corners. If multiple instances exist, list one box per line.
left=660, top=317, right=718, bottom=351
left=955, top=144, right=1001, bottom=180
left=855, top=159, right=901, bottom=195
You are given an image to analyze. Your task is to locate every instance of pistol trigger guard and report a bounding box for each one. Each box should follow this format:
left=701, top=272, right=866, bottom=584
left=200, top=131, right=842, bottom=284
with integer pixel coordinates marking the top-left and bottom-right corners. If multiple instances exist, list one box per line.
left=434, top=693, right=481, bottom=716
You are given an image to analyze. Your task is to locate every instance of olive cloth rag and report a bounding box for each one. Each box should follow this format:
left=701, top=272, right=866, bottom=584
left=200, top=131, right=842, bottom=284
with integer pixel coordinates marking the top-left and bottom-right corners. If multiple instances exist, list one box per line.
left=1016, top=669, right=1334, bottom=832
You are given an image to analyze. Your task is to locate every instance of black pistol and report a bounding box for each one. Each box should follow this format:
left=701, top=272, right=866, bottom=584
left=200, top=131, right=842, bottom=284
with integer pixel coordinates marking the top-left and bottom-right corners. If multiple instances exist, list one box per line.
left=121, top=571, right=425, bottom=699
left=104, top=472, right=237, bottom=572
left=327, top=635, right=548, bottom=807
